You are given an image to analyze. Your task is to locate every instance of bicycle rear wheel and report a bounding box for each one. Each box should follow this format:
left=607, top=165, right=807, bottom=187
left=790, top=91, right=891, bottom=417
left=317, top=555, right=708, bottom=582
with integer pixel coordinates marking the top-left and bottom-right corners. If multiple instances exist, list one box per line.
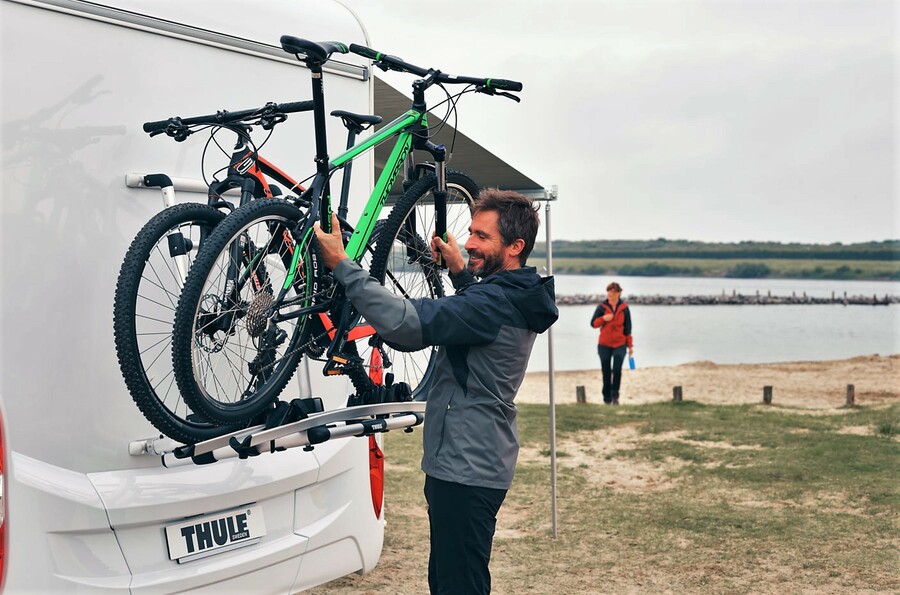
left=171, top=199, right=313, bottom=425
left=113, top=203, right=236, bottom=444
left=367, top=171, right=478, bottom=396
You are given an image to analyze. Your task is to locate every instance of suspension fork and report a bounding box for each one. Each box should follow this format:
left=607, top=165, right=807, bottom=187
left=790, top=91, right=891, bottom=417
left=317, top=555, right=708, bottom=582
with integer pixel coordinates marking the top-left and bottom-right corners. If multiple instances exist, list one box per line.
left=406, top=131, right=448, bottom=267
left=432, top=155, right=448, bottom=268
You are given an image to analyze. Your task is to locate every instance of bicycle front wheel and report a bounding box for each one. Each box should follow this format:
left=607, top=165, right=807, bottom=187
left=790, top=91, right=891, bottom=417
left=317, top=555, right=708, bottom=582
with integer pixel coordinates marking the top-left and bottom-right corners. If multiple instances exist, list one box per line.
left=171, top=199, right=314, bottom=424
left=367, top=171, right=478, bottom=396
left=113, top=203, right=236, bottom=444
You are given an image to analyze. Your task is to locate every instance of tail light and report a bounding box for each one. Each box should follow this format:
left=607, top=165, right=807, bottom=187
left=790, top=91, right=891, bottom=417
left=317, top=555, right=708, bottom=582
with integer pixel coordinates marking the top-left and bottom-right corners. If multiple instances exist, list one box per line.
left=368, top=436, right=384, bottom=519
left=0, top=410, right=6, bottom=592
left=368, top=349, right=384, bottom=519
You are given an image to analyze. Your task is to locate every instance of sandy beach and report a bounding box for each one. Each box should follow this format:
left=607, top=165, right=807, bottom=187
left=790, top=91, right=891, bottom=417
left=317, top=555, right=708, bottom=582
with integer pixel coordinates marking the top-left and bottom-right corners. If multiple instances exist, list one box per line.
left=518, top=354, right=900, bottom=409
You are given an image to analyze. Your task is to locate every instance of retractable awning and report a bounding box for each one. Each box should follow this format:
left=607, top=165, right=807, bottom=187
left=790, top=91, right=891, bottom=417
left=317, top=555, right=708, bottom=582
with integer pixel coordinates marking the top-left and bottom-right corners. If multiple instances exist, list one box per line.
left=373, top=77, right=545, bottom=199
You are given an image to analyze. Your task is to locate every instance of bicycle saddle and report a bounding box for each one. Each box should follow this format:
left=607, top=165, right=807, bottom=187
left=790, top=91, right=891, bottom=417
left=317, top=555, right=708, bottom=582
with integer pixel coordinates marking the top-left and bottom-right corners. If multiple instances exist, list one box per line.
left=280, top=35, right=348, bottom=65
left=331, top=110, right=383, bottom=133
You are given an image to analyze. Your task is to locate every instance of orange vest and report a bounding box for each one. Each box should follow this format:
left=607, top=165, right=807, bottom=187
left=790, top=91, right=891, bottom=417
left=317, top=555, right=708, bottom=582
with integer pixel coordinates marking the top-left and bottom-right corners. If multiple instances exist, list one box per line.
left=591, top=300, right=633, bottom=348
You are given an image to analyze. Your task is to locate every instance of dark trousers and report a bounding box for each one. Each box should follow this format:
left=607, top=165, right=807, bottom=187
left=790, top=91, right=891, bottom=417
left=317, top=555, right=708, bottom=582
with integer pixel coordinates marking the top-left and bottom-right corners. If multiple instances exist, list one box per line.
left=598, top=345, right=627, bottom=403
left=424, top=475, right=508, bottom=595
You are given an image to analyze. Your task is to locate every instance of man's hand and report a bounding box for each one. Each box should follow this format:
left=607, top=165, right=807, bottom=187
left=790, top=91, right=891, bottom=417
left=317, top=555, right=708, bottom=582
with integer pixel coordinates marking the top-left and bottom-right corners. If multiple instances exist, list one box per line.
left=314, top=213, right=349, bottom=270
left=603, top=313, right=614, bottom=322
left=431, top=231, right=465, bottom=275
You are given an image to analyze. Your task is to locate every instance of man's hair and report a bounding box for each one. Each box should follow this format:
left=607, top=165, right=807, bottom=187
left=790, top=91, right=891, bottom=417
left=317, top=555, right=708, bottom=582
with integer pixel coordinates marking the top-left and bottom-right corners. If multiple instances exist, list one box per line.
left=472, top=188, right=540, bottom=266
left=606, top=282, right=623, bottom=293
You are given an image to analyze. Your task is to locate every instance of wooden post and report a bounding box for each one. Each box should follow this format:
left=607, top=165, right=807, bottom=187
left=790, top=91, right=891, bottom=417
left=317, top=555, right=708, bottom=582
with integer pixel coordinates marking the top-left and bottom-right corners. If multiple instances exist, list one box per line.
left=576, top=385, right=586, bottom=404
left=846, top=384, right=855, bottom=407
left=763, top=386, right=773, bottom=404
left=673, top=386, right=683, bottom=402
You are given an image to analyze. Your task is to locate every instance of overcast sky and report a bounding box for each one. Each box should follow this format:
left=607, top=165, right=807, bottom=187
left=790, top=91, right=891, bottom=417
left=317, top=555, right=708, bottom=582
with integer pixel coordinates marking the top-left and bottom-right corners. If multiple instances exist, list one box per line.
left=339, top=0, right=896, bottom=244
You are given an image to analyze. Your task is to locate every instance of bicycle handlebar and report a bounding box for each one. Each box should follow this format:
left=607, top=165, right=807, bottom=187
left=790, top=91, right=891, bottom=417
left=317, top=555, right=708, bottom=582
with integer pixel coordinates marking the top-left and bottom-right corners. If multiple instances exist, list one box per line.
left=142, top=100, right=314, bottom=134
left=347, top=43, right=523, bottom=92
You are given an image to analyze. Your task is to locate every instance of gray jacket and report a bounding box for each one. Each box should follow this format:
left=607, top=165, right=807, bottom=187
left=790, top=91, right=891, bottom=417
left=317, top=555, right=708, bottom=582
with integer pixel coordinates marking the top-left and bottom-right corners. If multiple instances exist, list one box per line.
left=334, top=260, right=558, bottom=489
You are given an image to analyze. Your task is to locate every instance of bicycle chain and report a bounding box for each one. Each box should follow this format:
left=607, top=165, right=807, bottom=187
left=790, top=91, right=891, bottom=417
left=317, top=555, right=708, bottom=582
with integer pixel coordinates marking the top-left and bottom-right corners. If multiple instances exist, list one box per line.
left=246, top=282, right=372, bottom=377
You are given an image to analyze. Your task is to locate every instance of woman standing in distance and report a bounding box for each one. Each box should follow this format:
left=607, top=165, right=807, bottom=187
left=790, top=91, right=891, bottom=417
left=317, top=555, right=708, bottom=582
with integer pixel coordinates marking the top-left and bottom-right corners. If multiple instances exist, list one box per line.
left=591, top=282, right=633, bottom=405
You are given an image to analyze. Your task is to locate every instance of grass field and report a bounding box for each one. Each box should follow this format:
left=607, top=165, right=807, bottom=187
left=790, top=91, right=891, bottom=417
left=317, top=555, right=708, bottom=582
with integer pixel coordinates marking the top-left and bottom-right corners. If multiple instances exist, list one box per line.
left=527, top=257, right=900, bottom=281
left=313, top=401, right=899, bottom=594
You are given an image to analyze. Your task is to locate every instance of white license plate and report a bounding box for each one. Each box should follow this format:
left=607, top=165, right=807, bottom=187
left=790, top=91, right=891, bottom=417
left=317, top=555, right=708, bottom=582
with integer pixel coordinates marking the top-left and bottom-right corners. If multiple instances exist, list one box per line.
left=165, top=505, right=266, bottom=563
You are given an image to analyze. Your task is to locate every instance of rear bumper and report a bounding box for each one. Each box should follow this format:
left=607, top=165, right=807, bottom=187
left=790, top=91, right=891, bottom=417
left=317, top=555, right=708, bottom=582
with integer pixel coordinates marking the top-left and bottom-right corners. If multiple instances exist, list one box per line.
left=6, top=436, right=384, bottom=593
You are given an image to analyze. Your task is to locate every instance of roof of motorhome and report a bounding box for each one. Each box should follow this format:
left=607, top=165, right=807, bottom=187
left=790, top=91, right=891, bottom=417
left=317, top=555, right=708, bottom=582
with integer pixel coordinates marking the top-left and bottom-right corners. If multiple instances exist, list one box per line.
left=104, top=0, right=368, bottom=53
left=373, top=77, right=545, bottom=198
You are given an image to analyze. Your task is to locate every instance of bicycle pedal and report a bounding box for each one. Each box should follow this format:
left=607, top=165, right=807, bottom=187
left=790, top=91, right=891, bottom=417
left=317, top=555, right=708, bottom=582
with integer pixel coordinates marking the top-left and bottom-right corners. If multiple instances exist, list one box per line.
left=323, top=353, right=361, bottom=376
left=323, top=357, right=344, bottom=376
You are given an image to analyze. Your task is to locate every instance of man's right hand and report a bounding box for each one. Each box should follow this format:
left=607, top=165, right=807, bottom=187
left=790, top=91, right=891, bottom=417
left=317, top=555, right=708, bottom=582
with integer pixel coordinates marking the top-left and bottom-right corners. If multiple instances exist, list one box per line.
left=314, top=213, right=349, bottom=270
left=431, top=232, right=465, bottom=275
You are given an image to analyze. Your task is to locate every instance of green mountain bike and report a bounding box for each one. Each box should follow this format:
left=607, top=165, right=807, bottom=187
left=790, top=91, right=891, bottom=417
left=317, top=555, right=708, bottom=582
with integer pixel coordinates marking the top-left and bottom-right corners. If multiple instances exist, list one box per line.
left=170, top=36, right=522, bottom=427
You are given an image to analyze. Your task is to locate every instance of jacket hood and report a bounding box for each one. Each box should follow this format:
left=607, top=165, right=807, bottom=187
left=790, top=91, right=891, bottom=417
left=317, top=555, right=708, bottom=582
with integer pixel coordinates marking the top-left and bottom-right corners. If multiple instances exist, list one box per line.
left=485, top=266, right=559, bottom=333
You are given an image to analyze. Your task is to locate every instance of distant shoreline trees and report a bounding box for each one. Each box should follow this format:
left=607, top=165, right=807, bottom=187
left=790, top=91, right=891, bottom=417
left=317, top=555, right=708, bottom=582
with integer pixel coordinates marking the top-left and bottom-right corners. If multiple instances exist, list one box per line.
left=527, top=239, right=900, bottom=280
left=530, top=239, right=900, bottom=261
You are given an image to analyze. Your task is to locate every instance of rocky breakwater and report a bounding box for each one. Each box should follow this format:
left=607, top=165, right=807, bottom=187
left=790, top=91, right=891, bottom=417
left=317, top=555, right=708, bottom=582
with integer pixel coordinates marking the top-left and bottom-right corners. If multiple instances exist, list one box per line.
left=557, top=291, right=900, bottom=306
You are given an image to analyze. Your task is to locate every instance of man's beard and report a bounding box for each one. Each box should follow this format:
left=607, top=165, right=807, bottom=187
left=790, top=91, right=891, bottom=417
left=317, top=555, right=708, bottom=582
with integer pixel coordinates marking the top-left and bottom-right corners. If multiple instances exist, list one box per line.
left=466, top=250, right=504, bottom=278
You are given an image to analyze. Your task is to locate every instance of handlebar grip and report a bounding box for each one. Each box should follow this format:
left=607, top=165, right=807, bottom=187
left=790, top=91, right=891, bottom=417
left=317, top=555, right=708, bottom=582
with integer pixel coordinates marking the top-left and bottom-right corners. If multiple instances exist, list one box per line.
left=349, top=43, right=381, bottom=60
left=275, top=100, right=315, bottom=114
left=486, top=78, right=523, bottom=92
left=143, top=119, right=172, bottom=133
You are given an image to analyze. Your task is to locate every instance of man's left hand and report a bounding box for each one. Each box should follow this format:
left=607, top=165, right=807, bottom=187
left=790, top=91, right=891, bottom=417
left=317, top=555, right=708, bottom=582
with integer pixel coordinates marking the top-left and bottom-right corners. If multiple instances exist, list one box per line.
left=431, top=231, right=465, bottom=275
left=314, top=213, right=349, bottom=270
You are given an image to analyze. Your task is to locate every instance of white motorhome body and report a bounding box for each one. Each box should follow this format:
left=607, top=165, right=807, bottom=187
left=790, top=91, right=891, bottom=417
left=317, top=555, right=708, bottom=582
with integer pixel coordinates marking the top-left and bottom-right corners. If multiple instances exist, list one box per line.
left=0, top=0, right=386, bottom=591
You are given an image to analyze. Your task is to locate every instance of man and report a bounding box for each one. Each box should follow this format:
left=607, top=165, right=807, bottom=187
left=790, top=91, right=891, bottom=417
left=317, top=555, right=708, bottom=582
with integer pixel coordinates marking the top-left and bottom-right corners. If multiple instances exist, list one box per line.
left=315, top=189, right=558, bottom=594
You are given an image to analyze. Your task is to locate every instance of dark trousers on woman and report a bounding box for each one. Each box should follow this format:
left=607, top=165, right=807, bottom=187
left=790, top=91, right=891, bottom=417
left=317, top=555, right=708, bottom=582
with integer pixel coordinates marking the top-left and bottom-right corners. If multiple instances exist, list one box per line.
left=598, top=344, right=627, bottom=404
left=424, top=474, right=508, bottom=594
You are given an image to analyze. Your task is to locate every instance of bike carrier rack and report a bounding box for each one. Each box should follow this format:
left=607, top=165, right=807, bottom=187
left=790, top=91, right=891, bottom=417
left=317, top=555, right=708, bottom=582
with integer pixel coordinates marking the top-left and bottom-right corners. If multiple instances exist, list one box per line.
left=153, top=401, right=425, bottom=468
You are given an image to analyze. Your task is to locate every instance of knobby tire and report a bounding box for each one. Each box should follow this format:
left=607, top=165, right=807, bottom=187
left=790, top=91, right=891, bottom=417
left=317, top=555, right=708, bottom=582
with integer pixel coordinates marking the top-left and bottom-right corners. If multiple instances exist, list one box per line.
left=367, top=171, right=478, bottom=396
left=113, top=203, right=238, bottom=444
